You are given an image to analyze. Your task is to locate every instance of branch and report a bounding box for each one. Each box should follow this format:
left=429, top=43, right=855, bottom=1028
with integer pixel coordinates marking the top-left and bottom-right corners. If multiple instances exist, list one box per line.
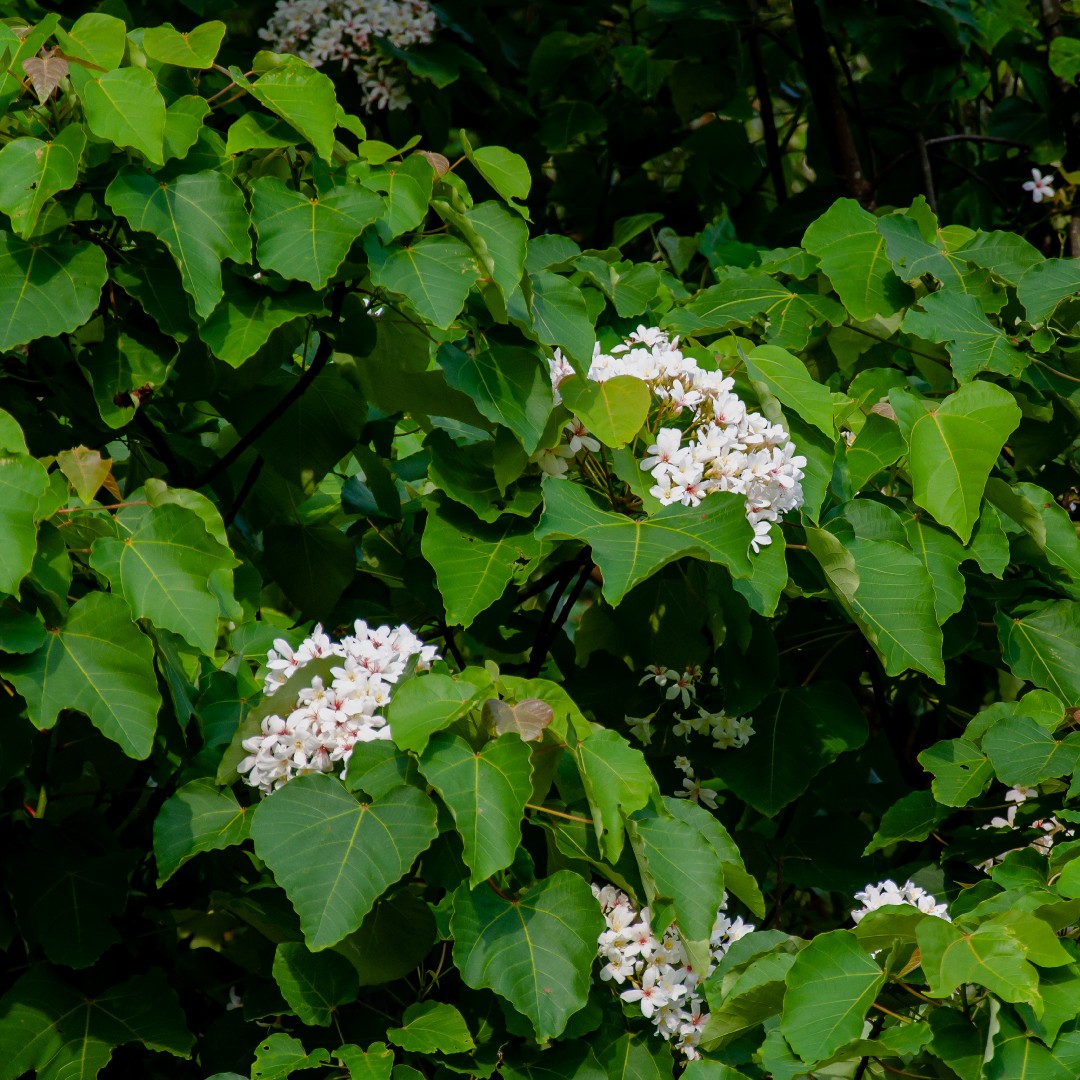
left=527, top=562, right=592, bottom=678
left=747, top=8, right=787, bottom=203
left=192, top=286, right=347, bottom=490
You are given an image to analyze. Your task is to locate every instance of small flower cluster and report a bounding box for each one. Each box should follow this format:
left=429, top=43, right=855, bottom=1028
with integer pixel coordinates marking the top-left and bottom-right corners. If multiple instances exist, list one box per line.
left=259, top=0, right=437, bottom=111
left=977, top=785, right=1074, bottom=870
left=593, top=883, right=754, bottom=1059
left=547, top=326, right=806, bottom=551
left=673, top=756, right=718, bottom=810
left=629, top=664, right=754, bottom=751
left=851, top=879, right=950, bottom=924
left=238, top=620, right=438, bottom=795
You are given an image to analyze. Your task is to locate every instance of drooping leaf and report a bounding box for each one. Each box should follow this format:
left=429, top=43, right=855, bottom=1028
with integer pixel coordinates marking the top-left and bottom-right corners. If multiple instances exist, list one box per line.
left=891, top=382, right=1021, bottom=543
left=0, top=232, right=107, bottom=351
left=0, top=592, right=161, bottom=759
left=250, top=177, right=382, bottom=288
left=743, top=344, right=836, bottom=437
left=22, top=53, right=68, bottom=106
left=438, top=345, right=553, bottom=454
left=419, top=731, right=533, bottom=885
left=1017, top=258, right=1080, bottom=323
left=56, top=446, right=111, bottom=505
left=845, top=413, right=906, bottom=491
left=0, top=454, right=48, bottom=596
left=535, top=479, right=753, bottom=606
left=247, top=63, right=339, bottom=161
left=571, top=725, right=656, bottom=863
left=251, top=776, right=439, bottom=950
left=997, top=601, right=1080, bottom=706
left=451, top=870, right=602, bottom=1039
left=272, top=942, right=359, bottom=1026
left=987, top=479, right=1080, bottom=583
left=864, top=789, right=947, bottom=855
left=90, top=503, right=238, bottom=654
left=387, top=1001, right=476, bottom=1054
left=514, top=269, right=595, bottom=366
left=385, top=673, right=483, bottom=754
left=802, top=198, right=913, bottom=320
left=162, top=96, right=210, bottom=163
left=0, top=125, right=85, bottom=238
left=153, top=779, right=252, bottom=885
left=465, top=142, right=531, bottom=211
left=80, top=68, right=166, bottom=164
left=142, top=21, right=226, bottom=68
left=780, top=931, right=884, bottom=1064
left=105, top=167, right=251, bottom=317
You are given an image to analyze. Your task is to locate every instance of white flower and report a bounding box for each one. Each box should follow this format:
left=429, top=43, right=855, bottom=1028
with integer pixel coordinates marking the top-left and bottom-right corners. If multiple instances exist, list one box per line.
left=565, top=417, right=601, bottom=454
left=851, top=879, right=950, bottom=924
left=1022, top=168, right=1055, bottom=203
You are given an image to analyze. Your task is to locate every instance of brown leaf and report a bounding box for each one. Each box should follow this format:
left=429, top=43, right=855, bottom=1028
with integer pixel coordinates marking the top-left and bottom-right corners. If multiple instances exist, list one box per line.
left=415, top=150, right=451, bottom=177
left=870, top=399, right=897, bottom=421
left=22, top=51, right=68, bottom=105
left=483, top=698, right=555, bottom=742
left=56, top=446, right=112, bottom=504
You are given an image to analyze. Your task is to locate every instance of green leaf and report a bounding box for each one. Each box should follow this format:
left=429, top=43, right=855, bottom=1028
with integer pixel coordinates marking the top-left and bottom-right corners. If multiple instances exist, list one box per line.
left=153, top=779, right=252, bottom=885
left=263, top=523, right=356, bottom=619
left=225, top=113, right=303, bottom=154
left=438, top=345, right=553, bottom=454
left=251, top=1033, right=330, bottom=1080
left=955, top=230, right=1043, bottom=285
left=465, top=143, right=531, bottom=210
left=372, top=237, right=480, bottom=329
left=419, top=731, right=532, bottom=885
left=571, top=725, right=656, bottom=863
left=360, top=156, right=433, bottom=239
left=199, top=275, right=323, bottom=367
left=248, top=63, right=339, bottom=161
left=272, top=942, right=359, bottom=1026
left=900, top=509, right=967, bottom=624
left=0, top=966, right=193, bottom=1080
left=845, top=413, right=906, bottom=491
left=864, top=789, right=947, bottom=854
left=917, top=917, right=1041, bottom=1008
left=80, top=68, right=166, bottom=164
left=987, top=1006, right=1080, bottom=1080
left=162, top=96, right=210, bottom=163
left=535, top=479, right=753, bottom=606
left=515, top=269, right=595, bottom=366
left=250, top=776, right=439, bottom=950
left=561, top=374, right=652, bottom=448
left=997, top=601, right=1080, bottom=706
left=918, top=738, right=993, bottom=806
left=336, top=1043, right=394, bottom=1080
left=387, top=1001, right=476, bottom=1054
left=891, top=382, right=1021, bottom=543
left=901, top=291, right=1027, bottom=382
left=54, top=13, right=126, bottom=69
left=984, top=716, right=1080, bottom=786
left=334, top=891, right=437, bottom=986
left=1017, top=258, right=1080, bottom=323
left=877, top=204, right=990, bottom=294
left=780, top=931, right=884, bottom=1064
left=0, top=125, right=85, bottom=238
left=0, top=607, right=45, bottom=653
left=90, top=503, right=237, bottom=654
left=713, top=682, right=868, bottom=817
left=0, top=454, right=48, bottom=596
left=421, top=499, right=544, bottom=628
left=0, top=592, right=161, bottom=759
left=386, top=673, right=483, bottom=754
left=142, top=21, right=226, bottom=68
left=802, top=198, right=913, bottom=321
left=628, top=798, right=726, bottom=948
left=987, top=479, right=1080, bottom=583
left=451, top=870, right=602, bottom=1039
left=56, top=447, right=109, bottom=506
left=744, top=344, right=835, bottom=438
left=105, top=167, right=251, bottom=318
left=0, top=232, right=107, bottom=351
left=251, top=177, right=382, bottom=288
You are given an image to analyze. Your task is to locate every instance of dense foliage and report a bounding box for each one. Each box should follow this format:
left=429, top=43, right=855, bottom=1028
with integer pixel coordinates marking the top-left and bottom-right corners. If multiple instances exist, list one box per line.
left=2, top=7, right=1080, bottom=1080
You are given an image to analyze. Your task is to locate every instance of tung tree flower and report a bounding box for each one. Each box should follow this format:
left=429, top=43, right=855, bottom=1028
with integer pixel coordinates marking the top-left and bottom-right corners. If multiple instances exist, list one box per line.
left=1023, top=167, right=1055, bottom=203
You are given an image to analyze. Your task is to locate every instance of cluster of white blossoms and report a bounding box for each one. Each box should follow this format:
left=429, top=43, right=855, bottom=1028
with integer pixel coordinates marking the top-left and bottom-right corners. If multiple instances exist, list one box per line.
left=851, top=879, right=950, bottom=924
left=546, top=326, right=807, bottom=551
left=593, top=884, right=754, bottom=1058
left=627, top=664, right=754, bottom=751
left=238, top=620, right=438, bottom=795
left=259, top=0, right=437, bottom=110
left=976, top=785, right=1074, bottom=870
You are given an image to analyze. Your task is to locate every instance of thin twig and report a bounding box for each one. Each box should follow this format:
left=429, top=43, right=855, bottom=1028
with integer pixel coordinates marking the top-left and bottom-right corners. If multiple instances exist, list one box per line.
left=525, top=803, right=593, bottom=823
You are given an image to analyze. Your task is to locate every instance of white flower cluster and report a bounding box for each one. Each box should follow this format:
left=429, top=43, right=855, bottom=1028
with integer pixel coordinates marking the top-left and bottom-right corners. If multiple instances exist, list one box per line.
left=593, top=884, right=754, bottom=1059
left=238, top=620, right=438, bottom=794
left=547, top=326, right=807, bottom=551
left=259, top=0, right=437, bottom=110
left=851, top=879, right=950, bottom=924
left=627, top=664, right=754, bottom=751
left=977, top=785, right=1074, bottom=870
